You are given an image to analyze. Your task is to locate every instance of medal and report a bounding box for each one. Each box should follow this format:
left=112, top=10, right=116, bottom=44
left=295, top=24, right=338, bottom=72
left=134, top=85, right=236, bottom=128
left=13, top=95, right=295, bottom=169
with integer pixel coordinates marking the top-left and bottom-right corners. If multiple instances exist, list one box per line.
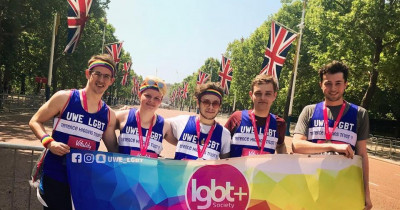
left=323, top=101, right=346, bottom=142
left=136, top=110, right=155, bottom=156
left=250, top=110, right=270, bottom=153
left=196, top=117, right=216, bottom=160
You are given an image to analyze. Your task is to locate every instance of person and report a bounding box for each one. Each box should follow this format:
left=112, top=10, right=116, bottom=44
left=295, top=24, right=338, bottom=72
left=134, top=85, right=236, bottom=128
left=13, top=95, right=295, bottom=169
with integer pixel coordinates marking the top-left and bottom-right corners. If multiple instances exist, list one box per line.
left=29, top=54, right=118, bottom=209
left=165, top=82, right=230, bottom=160
left=292, top=61, right=372, bottom=210
left=225, top=74, right=286, bottom=157
left=116, top=76, right=170, bottom=158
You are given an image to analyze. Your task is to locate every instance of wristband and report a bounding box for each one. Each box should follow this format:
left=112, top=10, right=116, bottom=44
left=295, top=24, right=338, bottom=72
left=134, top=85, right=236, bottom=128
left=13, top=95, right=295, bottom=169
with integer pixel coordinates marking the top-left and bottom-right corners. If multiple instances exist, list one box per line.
left=41, top=134, right=54, bottom=148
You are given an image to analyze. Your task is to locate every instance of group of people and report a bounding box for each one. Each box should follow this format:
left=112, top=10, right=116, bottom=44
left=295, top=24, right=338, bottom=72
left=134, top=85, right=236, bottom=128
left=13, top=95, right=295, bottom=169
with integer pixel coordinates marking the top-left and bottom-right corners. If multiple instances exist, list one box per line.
left=29, top=54, right=372, bottom=209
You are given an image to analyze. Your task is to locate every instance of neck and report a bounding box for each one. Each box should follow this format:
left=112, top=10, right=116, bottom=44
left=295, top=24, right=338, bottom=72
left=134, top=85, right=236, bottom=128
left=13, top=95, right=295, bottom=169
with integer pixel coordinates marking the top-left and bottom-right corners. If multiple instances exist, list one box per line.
left=324, top=98, right=344, bottom=106
left=199, top=116, right=215, bottom=126
left=138, top=107, right=155, bottom=124
left=253, top=108, right=270, bottom=118
left=83, top=88, right=102, bottom=105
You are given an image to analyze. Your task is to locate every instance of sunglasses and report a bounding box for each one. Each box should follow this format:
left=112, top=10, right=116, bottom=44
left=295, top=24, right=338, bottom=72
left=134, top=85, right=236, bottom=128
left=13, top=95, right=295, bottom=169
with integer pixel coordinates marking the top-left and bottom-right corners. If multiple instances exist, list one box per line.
left=201, top=100, right=221, bottom=108
left=144, top=79, right=165, bottom=89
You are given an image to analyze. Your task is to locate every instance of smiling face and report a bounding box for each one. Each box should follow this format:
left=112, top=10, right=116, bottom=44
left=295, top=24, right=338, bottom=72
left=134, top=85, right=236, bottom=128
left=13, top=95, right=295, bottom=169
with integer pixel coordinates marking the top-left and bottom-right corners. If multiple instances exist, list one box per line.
left=198, top=94, right=221, bottom=120
left=320, top=72, right=347, bottom=105
left=139, top=88, right=163, bottom=112
left=249, top=82, right=277, bottom=113
left=86, top=66, right=115, bottom=94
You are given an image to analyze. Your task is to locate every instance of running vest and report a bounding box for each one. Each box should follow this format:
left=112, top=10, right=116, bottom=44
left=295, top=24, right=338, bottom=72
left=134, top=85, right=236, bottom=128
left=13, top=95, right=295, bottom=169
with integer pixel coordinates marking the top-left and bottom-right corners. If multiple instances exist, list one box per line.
left=307, top=102, right=358, bottom=149
left=174, top=116, right=224, bottom=160
left=43, top=89, right=109, bottom=183
left=118, top=108, right=164, bottom=158
left=231, top=110, right=278, bottom=157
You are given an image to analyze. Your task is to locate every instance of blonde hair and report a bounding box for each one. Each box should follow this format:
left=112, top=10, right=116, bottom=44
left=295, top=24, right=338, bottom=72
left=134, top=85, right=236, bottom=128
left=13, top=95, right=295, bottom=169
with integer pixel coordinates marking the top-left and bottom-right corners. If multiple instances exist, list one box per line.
left=140, top=76, right=167, bottom=96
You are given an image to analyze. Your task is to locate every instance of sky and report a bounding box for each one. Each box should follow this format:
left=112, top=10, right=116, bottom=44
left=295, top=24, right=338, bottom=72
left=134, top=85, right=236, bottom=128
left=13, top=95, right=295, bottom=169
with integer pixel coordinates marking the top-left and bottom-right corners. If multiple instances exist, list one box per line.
left=106, top=0, right=282, bottom=84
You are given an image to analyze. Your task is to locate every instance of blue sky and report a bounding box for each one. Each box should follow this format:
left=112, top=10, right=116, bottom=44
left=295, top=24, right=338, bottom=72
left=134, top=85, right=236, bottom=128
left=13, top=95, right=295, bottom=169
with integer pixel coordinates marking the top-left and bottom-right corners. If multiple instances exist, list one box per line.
left=107, top=0, right=282, bottom=84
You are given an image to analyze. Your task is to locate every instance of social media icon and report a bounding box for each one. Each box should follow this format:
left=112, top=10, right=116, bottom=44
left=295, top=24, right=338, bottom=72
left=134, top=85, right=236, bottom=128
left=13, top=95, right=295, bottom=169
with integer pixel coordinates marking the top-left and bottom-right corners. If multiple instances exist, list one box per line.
left=71, top=153, right=82, bottom=163
left=84, top=153, right=94, bottom=163
left=96, top=154, right=106, bottom=163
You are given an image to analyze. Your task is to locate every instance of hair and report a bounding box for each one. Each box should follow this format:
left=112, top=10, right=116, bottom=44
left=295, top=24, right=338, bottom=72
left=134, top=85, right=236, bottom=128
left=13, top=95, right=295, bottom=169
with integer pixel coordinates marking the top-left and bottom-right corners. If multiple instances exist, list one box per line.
left=140, top=75, right=168, bottom=96
left=195, top=82, right=224, bottom=102
left=251, top=74, right=278, bottom=92
left=319, top=60, right=349, bottom=82
left=87, top=54, right=117, bottom=77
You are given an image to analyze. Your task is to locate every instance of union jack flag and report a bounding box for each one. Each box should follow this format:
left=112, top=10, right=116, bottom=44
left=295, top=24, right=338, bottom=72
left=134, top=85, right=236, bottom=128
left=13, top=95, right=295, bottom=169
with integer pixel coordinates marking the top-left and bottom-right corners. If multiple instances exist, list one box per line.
left=197, top=71, right=210, bottom=85
left=105, top=42, right=123, bottom=64
left=182, top=82, right=189, bottom=99
left=121, top=62, right=131, bottom=86
left=170, top=89, right=176, bottom=103
left=219, top=55, right=233, bottom=95
left=64, top=0, right=93, bottom=53
left=260, top=21, right=297, bottom=87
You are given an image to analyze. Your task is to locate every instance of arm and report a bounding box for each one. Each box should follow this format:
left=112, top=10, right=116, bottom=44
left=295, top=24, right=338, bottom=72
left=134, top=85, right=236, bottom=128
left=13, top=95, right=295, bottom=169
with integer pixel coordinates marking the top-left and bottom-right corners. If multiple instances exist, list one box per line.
left=275, top=117, right=287, bottom=154
left=164, top=119, right=178, bottom=146
left=102, top=108, right=118, bottom=153
left=219, top=127, right=231, bottom=159
left=292, top=134, right=354, bottom=158
left=29, top=90, right=71, bottom=156
left=355, top=140, right=372, bottom=210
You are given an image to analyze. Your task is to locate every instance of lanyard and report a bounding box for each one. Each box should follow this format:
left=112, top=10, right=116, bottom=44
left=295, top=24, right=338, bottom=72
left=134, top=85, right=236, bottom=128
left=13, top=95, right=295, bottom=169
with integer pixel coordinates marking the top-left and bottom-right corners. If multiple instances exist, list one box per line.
left=196, top=118, right=216, bottom=159
left=82, top=89, right=102, bottom=112
left=136, top=110, right=155, bottom=156
left=250, top=111, right=270, bottom=153
left=323, top=101, right=346, bottom=141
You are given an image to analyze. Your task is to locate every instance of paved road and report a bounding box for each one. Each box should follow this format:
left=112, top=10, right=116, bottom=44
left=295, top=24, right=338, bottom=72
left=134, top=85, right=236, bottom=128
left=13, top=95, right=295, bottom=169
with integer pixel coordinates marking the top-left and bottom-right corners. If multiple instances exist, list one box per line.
left=0, top=108, right=399, bottom=209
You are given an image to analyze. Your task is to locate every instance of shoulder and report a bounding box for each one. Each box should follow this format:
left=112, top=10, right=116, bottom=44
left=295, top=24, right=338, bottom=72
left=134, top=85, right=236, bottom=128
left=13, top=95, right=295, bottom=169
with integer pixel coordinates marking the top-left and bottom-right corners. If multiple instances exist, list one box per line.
left=274, top=115, right=286, bottom=124
left=166, top=115, right=191, bottom=126
left=226, top=110, right=243, bottom=123
left=49, top=89, right=74, bottom=106
left=116, top=109, right=131, bottom=121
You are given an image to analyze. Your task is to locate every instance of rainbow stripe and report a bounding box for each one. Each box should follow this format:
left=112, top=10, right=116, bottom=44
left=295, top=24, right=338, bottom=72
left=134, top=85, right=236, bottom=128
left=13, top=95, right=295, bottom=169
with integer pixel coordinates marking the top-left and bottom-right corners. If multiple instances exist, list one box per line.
left=88, top=60, right=115, bottom=76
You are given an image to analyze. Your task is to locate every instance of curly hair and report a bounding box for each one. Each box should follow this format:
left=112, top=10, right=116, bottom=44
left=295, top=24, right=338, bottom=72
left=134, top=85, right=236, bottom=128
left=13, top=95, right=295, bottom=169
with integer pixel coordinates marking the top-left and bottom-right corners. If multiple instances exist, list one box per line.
left=319, top=60, right=349, bottom=82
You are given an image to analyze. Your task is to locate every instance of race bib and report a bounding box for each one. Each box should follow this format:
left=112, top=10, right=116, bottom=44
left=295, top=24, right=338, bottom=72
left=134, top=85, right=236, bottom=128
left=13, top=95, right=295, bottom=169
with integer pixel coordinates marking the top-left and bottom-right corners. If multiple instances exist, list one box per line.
left=67, top=136, right=96, bottom=151
left=241, top=148, right=270, bottom=156
left=130, top=150, right=158, bottom=158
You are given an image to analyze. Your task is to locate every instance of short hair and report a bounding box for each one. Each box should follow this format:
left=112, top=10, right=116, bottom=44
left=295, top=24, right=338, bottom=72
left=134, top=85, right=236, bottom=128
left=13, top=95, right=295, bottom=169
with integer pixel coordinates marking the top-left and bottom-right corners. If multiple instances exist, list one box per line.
left=195, top=82, right=224, bottom=102
left=251, top=74, right=278, bottom=92
left=319, top=60, right=349, bottom=82
left=87, top=54, right=117, bottom=77
left=140, top=76, right=168, bottom=96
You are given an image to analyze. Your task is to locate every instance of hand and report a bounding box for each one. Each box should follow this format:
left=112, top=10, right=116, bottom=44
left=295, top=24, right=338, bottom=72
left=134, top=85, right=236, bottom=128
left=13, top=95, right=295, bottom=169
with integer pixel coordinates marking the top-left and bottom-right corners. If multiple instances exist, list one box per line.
left=48, top=141, right=70, bottom=156
left=364, top=193, right=372, bottom=210
left=332, top=144, right=354, bottom=159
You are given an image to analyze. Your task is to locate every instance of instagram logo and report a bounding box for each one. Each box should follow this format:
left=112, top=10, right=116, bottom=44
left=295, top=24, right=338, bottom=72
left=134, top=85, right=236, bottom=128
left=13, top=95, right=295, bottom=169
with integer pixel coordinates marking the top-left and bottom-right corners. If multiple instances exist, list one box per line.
left=186, top=164, right=249, bottom=210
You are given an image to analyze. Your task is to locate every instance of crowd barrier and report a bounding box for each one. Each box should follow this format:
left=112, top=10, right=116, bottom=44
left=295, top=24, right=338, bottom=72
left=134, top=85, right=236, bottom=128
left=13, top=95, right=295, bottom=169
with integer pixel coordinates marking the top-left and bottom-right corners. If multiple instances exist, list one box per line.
left=0, top=143, right=43, bottom=210
left=367, top=134, right=400, bottom=160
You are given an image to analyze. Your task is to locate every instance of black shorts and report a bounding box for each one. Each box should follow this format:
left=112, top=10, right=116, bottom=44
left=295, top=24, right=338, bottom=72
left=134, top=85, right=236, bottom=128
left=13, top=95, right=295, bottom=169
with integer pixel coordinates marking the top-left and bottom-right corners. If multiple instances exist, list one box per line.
left=40, top=175, right=72, bottom=210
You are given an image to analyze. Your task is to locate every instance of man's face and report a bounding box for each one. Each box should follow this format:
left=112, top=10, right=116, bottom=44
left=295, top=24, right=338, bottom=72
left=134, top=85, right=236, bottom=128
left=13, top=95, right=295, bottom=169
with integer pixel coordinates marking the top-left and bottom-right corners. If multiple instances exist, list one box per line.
left=139, top=89, right=163, bottom=112
left=249, top=83, right=277, bottom=112
left=87, top=66, right=115, bottom=94
left=198, top=94, right=221, bottom=120
left=320, top=72, right=347, bottom=103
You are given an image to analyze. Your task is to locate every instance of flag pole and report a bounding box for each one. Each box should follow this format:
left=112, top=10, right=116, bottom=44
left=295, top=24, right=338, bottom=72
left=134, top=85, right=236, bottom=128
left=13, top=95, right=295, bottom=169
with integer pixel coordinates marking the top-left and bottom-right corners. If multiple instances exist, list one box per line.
left=46, top=13, right=59, bottom=101
left=287, top=0, right=306, bottom=135
left=102, top=18, right=107, bottom=54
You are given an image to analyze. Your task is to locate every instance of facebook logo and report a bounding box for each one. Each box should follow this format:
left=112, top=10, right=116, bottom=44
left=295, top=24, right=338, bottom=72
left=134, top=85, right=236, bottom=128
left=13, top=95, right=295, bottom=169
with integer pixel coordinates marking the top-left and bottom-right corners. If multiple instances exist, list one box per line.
left=71, top=153, right=82, bottom=163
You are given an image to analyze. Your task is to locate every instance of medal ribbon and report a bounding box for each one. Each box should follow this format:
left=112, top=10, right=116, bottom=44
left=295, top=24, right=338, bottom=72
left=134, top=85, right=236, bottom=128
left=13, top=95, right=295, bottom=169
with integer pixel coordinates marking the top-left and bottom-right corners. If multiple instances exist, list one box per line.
left=196, top=118, right=216, bottom=159
left=250, top=111, right=270, bottom=153
left=82, top=89, right=102, bottom=112
left=323, top=101, right=346, bottom=141
left=136, top=110, right=155, bottom=156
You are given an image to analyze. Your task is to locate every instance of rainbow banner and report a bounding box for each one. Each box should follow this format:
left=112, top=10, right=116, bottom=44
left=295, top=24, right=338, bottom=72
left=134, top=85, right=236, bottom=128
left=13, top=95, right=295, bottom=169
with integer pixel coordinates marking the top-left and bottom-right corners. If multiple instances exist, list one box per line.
left=67, top=150, right=364, bottom=210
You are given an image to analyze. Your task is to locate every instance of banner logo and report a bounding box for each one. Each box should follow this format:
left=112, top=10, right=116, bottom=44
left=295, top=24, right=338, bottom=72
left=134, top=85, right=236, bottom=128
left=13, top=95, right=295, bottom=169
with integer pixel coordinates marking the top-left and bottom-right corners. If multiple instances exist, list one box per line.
left=71, top=153, right=82, bottom=163
left=96, top=154, right=106, bottom=163
left=84, top=153, right=94, bottom=163
left=186, top=164, right=249, bottom=210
